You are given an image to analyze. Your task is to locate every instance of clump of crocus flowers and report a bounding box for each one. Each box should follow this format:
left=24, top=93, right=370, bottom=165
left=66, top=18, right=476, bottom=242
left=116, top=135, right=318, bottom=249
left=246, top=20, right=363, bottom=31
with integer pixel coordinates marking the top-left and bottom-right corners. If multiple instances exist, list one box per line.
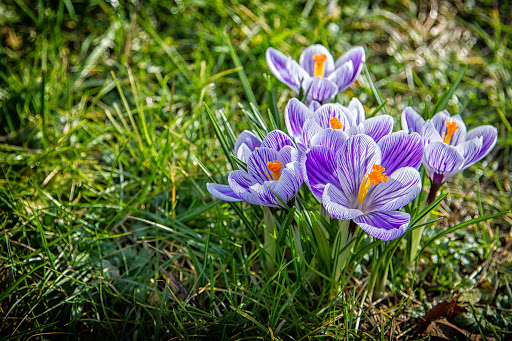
left=205, top=43, right=498, bottom=297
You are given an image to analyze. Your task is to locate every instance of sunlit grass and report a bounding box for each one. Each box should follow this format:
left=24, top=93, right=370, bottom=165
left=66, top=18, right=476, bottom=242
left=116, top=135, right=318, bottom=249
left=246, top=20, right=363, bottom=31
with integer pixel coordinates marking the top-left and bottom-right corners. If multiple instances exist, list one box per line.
left=1, top=0, right=511, bottom=339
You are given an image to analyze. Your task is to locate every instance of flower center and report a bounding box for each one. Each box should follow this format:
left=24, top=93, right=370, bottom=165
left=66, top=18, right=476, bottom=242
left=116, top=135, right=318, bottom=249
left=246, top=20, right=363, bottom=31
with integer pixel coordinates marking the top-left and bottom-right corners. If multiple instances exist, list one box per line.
left=442, top=121, right=459, bottom=145
left=313, top=54, right=327, bottom=78
left=266, top=160, right=282, bottom=181
left=357, top=164, right=388, bottom=204
left=329, top=117, right=343, bottom=130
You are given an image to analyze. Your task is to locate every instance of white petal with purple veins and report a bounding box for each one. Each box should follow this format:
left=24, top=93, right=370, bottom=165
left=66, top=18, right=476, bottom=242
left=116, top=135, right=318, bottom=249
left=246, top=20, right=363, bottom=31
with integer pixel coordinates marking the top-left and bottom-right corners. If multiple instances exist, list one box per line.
left=421, top=121, right=443, bottom=145
left=299, top=44, right=335, bottom=77
left=261, top=130, right=294, bottom=151
left=246, top=147, right=280, bottom=183
left=301, top=146, right=341, bottom=201
left=348, top=98, right=366, bottom=125
left=228, top=170, right=262, bottom=205
left=364, top=167, right=421, bottom=212
left=327, top=60, right=354, bottom=93
left=310, top=129, right=348, bottom=153
left=336, top=135, right=381, bottom=202
left=423, top=142, right=464, bottom=184
left=354, top=211, right=410, bottom=241
left=358, top=115, right=394, bottom=143
left=401, top=107, right=425, bottom=133
left=285, top=98, right=313, bottom=144
left=465, top=125, right=498, bottom=162
left=314, top=104, right=351, bottom=129
left=266, top=48, right=309, bottom=93
left=378, top=131, right=424, bottom=175
left=456, top=137, right=483, bottom=170
left=323, top=183, right=364, bottom=220
left=206, top=183, right=242, bottom=202
left=334, top=46, right=365, bottom=87
left=302, top=77, right=339, bottom=102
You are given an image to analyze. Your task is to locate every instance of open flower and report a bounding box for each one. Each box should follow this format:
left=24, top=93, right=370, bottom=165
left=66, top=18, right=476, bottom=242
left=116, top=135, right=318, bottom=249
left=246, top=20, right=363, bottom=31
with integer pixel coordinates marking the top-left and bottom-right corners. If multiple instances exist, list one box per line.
left=301, top=132, right=424, bottom=240
left=402, top=107, right=498, bottom=186
left=207, top=130, right=303, bottom=208
left=285, top=97, right=393, bottom=152
left=266, top=44, right=365, bottom=103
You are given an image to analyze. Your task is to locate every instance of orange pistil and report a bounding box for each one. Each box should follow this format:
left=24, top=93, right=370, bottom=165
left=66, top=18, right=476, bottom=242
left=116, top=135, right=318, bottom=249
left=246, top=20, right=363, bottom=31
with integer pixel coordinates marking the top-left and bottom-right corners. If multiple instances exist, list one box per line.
left=442, top=121, right=459, bottom=145
left=329, top=117, right=343, bottom=130
left=266, top=160, right=282, bottom=181
left=357, top=164, right=389, bottom=204
left=313, top=54, right=327, bottom=78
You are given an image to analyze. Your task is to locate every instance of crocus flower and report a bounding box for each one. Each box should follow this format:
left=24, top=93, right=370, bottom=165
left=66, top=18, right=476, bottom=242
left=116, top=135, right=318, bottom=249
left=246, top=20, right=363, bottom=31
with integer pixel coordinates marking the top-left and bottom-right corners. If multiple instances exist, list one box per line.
left=301, top=132, right=424, bottom=240
left=402, top=107, right=498, bottom=187
left=207, top=130, right=303, bottom=208
left=266, top=44, right=365, bottom=103
left=285, top=97, right=393, bottom=152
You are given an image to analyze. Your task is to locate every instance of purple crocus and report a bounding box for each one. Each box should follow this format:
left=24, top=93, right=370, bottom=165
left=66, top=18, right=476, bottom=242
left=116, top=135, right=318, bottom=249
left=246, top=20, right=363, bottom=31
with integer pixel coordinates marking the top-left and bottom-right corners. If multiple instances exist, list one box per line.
left=266, top=44, right=365, bottom=103
left=207, top=130, right=303, bottom=208
left=402, top=107, right=498, bottom=188
left=285, top=97, right=393, bottom=152
left=301, top=132, right=424, bottom=241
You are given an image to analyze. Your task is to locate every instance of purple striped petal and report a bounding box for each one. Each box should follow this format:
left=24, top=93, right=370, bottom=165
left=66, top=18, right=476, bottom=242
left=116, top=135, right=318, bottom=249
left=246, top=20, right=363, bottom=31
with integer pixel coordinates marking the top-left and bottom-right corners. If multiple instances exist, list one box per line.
left=354, top=211, right=410, bottom=241
left=334, top=46, right=366, bottom=74
left=327, top=60, right=355, bottom=93
left=285, top=98, right=313, bottom=144
left=301, top=119, right=324, bottom=151
left=228, top=170, right=262, bottom=205
left=299, top=44, right=335, bottom=77
left=457, top=137, right=483, bottom=170
left=266, top=47, right=309, bottom=93
left=358, top=115, right=394, bottom=143
left=249, top=183, right=280, bottom=207
left=277, top=145, right=300, bottom=165
left=364, top=167, right=421, bottom=212
left=423, top=142, right=464, bottom=184
left=206, top=183, right=242, bottom=202
left=302, top=77, right=338, bottom=102
left=421, top=121, right=443, bottom=145
left=431, top=110, right=451, bottom=133
left=314, top=104, right=351, bottom=129
left=236, top=144, right=253, bottom=164
left=308, top=100, right=321, bottom=111
left=322, top=183, right=364, bottom=220
left=378, top=131, right=424, bottom=175
left=261, top=130, right=294, bottom=151
left=235, top=130, right=261, bottom=163
left=310, top=129, right=348, bottom=153
left=337, top=135, right=381, bottom=202
left=348, top=98, right=365, bottom=125
left=465, top=125, right=498, bottom=161
left=333, top=46, right=365, bottom=90
left=401, top=107, right=425, bottom=133
left=270, top=161, right=303, bottom=203
left=301, top=146, right=340, bottom=201
left=246, top=147, right=280, bottom=183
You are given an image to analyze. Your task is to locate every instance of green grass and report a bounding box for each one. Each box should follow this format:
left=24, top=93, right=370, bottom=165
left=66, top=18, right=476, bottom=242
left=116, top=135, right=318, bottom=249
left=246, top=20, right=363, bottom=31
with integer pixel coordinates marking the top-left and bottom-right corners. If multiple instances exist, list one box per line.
left=1, top=0, right=511, bottom=339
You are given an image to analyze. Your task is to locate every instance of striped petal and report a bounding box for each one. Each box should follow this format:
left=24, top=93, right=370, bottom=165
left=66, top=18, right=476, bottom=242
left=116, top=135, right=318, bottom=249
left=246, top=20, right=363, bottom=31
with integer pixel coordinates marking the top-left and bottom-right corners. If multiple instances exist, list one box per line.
left=266, top=47, right=309, bottom=93
left=354, top=211, right=410, bottom=241
left=206, top=183, right=242, bottom=202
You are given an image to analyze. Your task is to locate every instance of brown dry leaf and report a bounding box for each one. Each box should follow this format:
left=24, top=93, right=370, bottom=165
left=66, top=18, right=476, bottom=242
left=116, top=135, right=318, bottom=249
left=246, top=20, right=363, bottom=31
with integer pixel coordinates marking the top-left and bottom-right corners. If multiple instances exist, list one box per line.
left=417, top=291, right=466, bottom=333
left=423, top=317, right=497, bottom=341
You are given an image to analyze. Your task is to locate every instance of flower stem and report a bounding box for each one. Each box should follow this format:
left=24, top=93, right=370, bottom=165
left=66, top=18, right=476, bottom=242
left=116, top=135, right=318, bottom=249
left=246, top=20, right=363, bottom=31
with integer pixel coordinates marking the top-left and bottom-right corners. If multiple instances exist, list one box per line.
left=330, top=220, right=356, bottom=298
left=408, top=180, right=443, bottom=264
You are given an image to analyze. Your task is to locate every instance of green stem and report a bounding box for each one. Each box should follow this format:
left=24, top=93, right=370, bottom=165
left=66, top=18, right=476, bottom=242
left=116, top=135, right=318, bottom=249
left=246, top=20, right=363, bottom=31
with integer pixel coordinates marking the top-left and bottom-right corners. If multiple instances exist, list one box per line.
left=330, top=220, right=356, bottom=298
left=262, top=207, right=277, bottom=273
left=408, top=181, right=443, bottom=265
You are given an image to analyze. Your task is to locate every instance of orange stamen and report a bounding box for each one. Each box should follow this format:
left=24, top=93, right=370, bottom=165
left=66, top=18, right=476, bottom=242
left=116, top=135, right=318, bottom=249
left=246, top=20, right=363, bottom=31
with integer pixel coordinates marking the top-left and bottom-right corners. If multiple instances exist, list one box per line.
left=266, top=160, right=282, bottom=181
left=313, top=54, right=327, bottom=78
left=329, top=117, right=343, bottom=130
left=358, top=164, right=388, bottom=203
left=442, top=121, right=459, bottom=145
